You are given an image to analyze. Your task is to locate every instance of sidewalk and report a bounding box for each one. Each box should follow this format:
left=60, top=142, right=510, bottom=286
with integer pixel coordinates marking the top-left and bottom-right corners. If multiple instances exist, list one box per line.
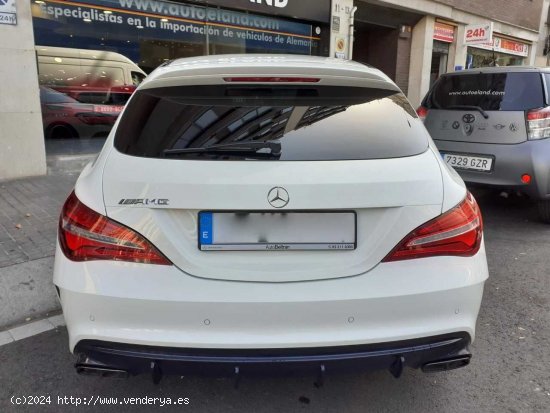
left=0, top=174, right=76, bottom=328
left=0, top=145, right=97, bottom=329
left=0, top=175, right=76, bottom=268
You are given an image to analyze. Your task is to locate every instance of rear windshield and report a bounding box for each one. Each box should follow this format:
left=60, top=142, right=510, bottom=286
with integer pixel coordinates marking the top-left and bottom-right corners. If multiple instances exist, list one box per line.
left=114, top=85, right=427, bottom=161
left=425, top=72, right=544, bottom=111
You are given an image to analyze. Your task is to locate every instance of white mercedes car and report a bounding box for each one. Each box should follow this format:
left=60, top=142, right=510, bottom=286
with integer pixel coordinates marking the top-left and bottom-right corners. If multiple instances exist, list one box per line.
left=54, top=55, right=488, bottom=383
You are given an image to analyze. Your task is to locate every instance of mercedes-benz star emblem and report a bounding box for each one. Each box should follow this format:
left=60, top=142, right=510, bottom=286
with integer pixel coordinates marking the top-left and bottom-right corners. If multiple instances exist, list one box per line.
left=268, top=187, right=289, bottom=208
left=462, top=114, right=476, bottom=124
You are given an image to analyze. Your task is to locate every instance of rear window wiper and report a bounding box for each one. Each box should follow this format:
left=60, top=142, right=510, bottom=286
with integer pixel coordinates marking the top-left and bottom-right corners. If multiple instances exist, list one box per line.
left=444, top=105, right=489, bottom=119
left=162, top=141, right=281, bottom=157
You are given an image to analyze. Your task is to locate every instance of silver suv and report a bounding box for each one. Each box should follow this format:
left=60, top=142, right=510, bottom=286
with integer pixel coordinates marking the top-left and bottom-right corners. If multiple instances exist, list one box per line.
left=419, top=67, right=550, bottom=223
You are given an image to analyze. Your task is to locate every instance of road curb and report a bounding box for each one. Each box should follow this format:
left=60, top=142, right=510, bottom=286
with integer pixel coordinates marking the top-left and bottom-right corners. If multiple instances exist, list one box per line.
left=0, top=314, right=65, bottom=347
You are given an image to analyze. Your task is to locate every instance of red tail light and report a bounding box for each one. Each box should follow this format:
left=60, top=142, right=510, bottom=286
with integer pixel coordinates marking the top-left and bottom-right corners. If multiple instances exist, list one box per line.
left=383, top=193, right=482, bottom=262
left=223, top=77, right=320, bottom=83
left=416, top=106, right=429, bottom=121
left=59, top=191, right=171, bottom=265
left=526, top=107, right=550, bottom=140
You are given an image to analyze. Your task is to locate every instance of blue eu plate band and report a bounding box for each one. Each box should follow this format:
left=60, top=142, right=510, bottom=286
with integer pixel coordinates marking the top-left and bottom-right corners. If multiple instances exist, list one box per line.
left=199, top=212, right=213, bottom=245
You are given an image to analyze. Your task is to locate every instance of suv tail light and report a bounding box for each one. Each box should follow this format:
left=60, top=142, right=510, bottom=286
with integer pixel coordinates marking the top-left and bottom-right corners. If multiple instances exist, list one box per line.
left=526, top=107, right=550, bottom=140
left=383, top=192, right=482, bottom=262
left=59, top=191, right=171, bottom=265
left=416, top=106, right=429, bottom=122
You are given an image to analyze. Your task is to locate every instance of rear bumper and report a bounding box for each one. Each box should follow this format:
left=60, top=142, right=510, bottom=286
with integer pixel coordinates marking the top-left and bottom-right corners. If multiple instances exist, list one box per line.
left=434, top=139, right=550, bottom=200
left=74, top=333, right=472, bottom=379
left=54, top=243, right=488, bottom=352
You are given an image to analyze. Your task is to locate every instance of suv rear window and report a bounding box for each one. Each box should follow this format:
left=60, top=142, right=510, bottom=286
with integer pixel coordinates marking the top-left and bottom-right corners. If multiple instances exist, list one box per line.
left=425, top=72, right=544, bottom=111
left=114, top=85, right=426, bottom=161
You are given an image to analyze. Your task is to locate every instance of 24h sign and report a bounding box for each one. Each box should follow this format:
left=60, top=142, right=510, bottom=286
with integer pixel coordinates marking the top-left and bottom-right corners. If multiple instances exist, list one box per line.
left=464, top=22, right=493, bottom=45
left=0, top=0, right=17, bottom=25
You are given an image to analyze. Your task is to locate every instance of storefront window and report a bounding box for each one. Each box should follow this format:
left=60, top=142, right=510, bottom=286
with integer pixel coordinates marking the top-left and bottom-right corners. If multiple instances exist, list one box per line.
left=466, top=47, right=524, bottom=68
left=30, top=0, right=325, bottom=142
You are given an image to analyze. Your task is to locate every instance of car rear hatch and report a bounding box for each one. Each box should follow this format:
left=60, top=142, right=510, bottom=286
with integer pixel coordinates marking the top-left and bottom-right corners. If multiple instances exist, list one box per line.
left=423, top=71, right=545, bottom=144
left=101, top=71, right=444, bottom=283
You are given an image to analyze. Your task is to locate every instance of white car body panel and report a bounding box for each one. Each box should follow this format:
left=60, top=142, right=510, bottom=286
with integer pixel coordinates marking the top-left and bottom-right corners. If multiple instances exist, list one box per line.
left=54, top=55, right=488, bottom=365
left=141, top=55, right=399, bottom=92
left=54, top=244, right=487, bottom=351
left=102, top=148, right=445, bottom=282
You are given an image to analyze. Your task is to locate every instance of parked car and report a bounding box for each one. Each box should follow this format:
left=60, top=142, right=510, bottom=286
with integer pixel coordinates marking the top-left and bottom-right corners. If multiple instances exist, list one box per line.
left=36, top=46, right=146, bottom=89
left=40, top=86, right=121, bottom=139
left=419, top=67, right=550, bottom=223
left=54, top=55, right=488, bottom=382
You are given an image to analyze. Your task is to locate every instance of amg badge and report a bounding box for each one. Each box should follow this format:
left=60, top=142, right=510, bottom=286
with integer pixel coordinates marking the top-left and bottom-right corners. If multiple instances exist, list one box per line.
left=119, top=199, right=169, bottom=206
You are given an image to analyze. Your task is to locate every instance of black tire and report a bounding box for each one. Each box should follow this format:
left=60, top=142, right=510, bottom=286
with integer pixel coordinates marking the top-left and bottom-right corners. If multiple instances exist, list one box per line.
left=538, top=200, right=550, bottom=224
left=45, top=124, right=78, bottom=140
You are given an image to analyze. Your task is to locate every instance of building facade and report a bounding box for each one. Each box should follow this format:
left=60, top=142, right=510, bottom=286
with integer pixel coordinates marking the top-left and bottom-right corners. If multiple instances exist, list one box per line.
left=0, top=0, right=547, bottom=180
left=351, top=0, right=545, bottom=107
left=535, top=0, right=550, bottom=67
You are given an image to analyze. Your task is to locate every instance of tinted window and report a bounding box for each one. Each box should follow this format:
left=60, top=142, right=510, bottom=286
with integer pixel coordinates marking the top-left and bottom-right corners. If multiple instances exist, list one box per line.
left=425, top=72, right=544, bottom=111
left=114, top=85, right=426, bottom=161
left=73, top=91, right=132, bottom=105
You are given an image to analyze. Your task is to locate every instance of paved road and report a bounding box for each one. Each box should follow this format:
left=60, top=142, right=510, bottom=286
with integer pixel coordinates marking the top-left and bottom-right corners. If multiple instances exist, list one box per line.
left=0, top=189, right=549, bottom=413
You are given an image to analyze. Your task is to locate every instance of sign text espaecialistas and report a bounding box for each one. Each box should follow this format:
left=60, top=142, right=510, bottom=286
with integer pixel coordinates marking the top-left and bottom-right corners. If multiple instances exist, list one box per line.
left=33, top=0, right=320, bottom=54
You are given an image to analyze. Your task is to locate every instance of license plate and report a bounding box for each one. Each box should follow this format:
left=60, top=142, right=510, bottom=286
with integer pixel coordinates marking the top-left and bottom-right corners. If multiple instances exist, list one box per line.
left=93, top=105, right=124, bottom=113
left=442, top=153, right=493, bottom=171
left=198, top=211, right=356, bottom=251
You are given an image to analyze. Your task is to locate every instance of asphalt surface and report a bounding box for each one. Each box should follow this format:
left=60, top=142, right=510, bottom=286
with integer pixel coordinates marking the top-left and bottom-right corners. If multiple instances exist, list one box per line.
left=0, top=188, right=549, bottom=413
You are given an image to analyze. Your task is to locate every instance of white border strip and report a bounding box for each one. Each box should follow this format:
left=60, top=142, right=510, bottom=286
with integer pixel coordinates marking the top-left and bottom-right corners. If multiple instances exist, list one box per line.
left=0, top=315, right=65, bottom=347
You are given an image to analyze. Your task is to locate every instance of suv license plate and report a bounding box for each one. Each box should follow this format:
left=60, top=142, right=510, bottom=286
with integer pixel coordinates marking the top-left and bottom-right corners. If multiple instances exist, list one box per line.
left=442, top=153, right=493, bottom=171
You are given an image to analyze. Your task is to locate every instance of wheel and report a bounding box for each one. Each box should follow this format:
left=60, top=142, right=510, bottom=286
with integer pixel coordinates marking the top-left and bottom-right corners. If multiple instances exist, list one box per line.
left=537, top=200, right=550, bottom=223
left=45, top=124, right=78, bottom=139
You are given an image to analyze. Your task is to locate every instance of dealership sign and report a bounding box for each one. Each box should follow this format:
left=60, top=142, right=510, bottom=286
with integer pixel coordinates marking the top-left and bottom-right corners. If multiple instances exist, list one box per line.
left=470, top=36, right=529, bottom=57
left=0, top=0, right=17, bottom=25
left=34, top=0, right=319, bottom=54
left=464, top=22, right=493, bottom=45
left=204, top=0, right=331, bottom=23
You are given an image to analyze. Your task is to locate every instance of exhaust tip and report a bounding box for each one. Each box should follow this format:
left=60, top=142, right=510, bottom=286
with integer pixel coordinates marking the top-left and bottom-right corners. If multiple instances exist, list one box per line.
left=75, top=355, right=129, bottom=378
left=421, top=355, right=471, bottom=373
left=76, top=364, right=129, bottom=378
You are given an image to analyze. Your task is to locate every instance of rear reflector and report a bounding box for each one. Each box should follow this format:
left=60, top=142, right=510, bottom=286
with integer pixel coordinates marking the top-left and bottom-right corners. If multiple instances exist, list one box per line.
left=223, top=77, right=320, bottom=83
left=383, top=192, right=482, bottom=262
left=59, top=191, right=171, bottom=265
left=526, top=107, right=550, bottom=140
